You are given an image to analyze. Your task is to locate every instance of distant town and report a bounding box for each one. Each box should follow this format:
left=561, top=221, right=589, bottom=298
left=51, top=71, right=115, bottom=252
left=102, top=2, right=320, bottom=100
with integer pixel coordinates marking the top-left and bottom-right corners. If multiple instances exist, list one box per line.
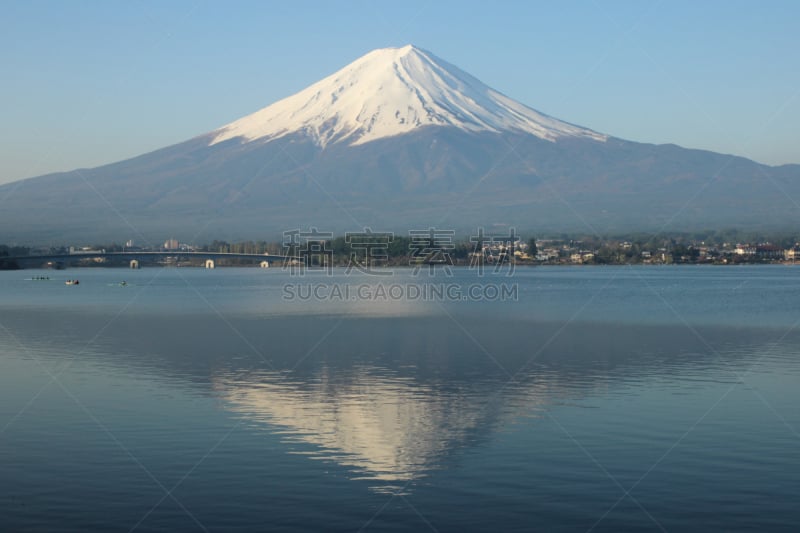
left=4, top=230, right=800, bottom=269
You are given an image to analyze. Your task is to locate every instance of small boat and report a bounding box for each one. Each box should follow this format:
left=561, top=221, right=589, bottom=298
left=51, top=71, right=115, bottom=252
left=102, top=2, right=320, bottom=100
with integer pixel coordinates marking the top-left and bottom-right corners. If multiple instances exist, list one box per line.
left=65, top=280, right=80, bottom=285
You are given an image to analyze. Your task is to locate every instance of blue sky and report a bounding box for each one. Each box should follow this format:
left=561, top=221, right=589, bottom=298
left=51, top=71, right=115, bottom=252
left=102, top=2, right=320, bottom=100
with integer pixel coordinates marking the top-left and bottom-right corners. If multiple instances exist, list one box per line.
left=1, top=0, right=798, bottom=185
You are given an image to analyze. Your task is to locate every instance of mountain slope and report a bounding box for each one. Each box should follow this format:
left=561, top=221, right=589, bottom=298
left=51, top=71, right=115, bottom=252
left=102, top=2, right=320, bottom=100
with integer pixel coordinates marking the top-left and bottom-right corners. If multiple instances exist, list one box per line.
left=0, top=45, right=798, bottom=244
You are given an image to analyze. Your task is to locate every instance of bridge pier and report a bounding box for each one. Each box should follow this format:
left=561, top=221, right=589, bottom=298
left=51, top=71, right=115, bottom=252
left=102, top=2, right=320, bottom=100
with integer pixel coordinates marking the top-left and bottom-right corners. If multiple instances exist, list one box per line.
left=130, top=259, right=140, bottom=269
left=205, top=259, right=215, bottom=269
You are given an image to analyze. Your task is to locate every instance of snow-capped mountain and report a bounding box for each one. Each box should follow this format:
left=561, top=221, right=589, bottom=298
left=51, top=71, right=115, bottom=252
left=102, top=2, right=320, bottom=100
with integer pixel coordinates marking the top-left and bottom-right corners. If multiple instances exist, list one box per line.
left=0, top=45, right=798, bottom=243
left=210, top=45, right=606, bottom=148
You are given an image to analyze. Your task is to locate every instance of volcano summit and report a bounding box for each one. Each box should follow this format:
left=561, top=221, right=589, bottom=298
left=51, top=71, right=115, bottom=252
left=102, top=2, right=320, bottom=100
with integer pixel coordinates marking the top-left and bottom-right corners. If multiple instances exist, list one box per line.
left=210, top=45, right=606, bottom=148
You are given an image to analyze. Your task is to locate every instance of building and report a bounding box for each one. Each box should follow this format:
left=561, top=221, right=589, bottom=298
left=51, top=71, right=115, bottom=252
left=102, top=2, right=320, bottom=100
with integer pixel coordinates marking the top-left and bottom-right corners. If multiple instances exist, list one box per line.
left=756, top=244, right=782, bottom=259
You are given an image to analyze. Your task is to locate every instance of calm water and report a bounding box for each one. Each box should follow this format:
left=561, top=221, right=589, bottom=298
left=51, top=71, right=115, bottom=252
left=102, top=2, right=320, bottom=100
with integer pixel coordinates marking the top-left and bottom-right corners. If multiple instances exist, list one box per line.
left=0, top=266, right=799, bottom=532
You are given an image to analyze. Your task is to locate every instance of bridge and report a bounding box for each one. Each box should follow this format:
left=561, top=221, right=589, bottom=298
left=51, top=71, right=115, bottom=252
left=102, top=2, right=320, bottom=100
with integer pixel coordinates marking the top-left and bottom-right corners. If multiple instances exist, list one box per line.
left=0, top=251, right=292, bottom=270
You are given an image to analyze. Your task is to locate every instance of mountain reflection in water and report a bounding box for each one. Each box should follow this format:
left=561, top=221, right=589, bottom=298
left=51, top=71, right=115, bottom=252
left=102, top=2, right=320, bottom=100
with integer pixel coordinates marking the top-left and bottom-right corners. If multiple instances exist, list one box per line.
left=1, top=308, right=779, bottom=497
left=216, top=365, right=547, bottom=490
left=2, top=267, right=800, bottom=531
left=193, top=317, right=767, bottom=493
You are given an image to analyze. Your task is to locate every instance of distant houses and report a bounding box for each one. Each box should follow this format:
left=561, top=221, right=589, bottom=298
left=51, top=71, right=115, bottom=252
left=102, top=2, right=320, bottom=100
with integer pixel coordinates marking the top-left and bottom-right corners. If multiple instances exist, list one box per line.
left=42, top=236, right=800, bottom=267
left=734, top=243, right=785, bottom=260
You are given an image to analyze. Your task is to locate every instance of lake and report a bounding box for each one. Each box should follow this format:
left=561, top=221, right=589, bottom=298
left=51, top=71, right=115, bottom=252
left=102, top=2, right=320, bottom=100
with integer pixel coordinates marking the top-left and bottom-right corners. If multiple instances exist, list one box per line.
left=1, top=265, right=799, bottom=532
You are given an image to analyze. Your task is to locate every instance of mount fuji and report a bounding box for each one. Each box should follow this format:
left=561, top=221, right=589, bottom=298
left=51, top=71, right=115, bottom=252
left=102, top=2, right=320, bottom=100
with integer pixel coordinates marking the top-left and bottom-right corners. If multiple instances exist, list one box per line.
left=1, top=45, right=798, bottom=243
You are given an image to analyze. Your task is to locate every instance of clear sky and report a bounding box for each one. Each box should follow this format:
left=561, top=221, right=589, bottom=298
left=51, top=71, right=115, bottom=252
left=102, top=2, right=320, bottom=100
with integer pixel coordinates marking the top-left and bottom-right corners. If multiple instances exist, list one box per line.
left=1, top=0, right=798, bottom=185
